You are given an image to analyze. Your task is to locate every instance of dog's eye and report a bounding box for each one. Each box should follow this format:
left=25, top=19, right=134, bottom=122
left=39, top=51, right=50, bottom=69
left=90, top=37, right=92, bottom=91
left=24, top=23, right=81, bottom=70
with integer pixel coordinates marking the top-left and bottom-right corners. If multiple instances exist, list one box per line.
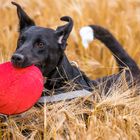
left=36, top=42, right=45, bottom=48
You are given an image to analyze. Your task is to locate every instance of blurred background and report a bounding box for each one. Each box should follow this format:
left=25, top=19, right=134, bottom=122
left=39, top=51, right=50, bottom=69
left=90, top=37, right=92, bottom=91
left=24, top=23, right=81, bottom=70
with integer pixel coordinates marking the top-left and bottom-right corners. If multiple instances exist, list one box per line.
left=0, top=0, right=140, bottom=79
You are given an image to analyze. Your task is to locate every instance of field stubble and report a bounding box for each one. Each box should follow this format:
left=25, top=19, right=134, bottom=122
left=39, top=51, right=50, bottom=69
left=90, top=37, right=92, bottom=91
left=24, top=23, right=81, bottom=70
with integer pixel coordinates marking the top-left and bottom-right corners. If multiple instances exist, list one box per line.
left=0, top=0, right=140, bottom=139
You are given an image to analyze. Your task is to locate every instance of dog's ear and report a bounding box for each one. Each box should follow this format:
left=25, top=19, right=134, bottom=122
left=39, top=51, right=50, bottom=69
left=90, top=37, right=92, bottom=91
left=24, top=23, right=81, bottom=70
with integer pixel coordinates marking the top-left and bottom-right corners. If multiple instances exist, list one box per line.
left=55, top=16, right=73, bottom=50
left=12, top=2, right=35, bottom=32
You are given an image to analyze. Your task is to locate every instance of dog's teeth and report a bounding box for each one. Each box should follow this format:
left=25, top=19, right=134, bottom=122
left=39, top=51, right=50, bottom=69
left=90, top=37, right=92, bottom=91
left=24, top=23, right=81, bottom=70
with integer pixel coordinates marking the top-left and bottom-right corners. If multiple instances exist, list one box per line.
left=79, top=26, right=94, bottom=49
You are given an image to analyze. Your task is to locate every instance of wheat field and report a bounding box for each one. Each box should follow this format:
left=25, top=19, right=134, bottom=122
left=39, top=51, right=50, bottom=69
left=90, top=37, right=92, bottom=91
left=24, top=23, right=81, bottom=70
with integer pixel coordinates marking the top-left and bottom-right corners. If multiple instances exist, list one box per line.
left=0, top=0, right=140, bottom=139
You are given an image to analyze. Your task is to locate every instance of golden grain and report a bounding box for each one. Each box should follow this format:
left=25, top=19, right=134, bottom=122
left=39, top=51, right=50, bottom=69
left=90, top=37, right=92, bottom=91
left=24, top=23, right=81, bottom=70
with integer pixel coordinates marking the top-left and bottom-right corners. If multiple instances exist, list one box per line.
left=0, top=0, right=140, bottom=139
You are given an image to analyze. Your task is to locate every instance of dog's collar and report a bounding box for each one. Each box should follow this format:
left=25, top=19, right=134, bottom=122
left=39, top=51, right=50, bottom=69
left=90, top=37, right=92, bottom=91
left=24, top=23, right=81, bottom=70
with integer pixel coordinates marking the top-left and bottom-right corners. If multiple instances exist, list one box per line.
left=70, top=61, right=79, bottom=68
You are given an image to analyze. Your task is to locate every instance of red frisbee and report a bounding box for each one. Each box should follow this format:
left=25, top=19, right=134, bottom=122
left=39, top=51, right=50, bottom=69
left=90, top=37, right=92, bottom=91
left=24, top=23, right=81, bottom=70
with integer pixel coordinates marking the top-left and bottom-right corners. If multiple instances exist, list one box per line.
left=0, top=62, right=43, bottom=115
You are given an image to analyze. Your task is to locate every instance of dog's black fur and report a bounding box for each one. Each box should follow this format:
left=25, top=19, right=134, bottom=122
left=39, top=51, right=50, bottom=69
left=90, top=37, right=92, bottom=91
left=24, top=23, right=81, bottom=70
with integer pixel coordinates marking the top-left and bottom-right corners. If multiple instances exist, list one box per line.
left=11, top=2, right=140, bottom=94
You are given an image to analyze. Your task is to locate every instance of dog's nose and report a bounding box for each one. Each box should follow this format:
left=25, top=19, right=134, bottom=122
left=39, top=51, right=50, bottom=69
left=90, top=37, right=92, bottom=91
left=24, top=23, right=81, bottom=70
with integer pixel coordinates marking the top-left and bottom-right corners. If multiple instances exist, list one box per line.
left=11, top=53, right=25, bottom=63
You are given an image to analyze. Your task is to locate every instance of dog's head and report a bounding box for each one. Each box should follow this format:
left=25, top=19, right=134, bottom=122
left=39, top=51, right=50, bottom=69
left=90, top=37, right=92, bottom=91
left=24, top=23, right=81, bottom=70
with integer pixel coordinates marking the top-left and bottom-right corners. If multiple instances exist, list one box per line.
left=11, top=2, right=73, bottom=76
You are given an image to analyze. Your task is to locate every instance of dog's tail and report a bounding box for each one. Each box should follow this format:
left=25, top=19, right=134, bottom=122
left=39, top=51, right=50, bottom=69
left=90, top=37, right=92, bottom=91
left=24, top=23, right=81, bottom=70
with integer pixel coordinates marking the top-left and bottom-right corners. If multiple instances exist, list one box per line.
left=79, top=25, right=139, bottom=74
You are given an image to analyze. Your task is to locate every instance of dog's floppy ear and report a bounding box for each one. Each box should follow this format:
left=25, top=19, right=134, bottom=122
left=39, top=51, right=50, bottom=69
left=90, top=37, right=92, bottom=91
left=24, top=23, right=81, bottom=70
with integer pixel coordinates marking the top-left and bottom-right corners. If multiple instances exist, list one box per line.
left=11, top=2, right=35, bottom=32
left=55, top=16, right=73, bottom=50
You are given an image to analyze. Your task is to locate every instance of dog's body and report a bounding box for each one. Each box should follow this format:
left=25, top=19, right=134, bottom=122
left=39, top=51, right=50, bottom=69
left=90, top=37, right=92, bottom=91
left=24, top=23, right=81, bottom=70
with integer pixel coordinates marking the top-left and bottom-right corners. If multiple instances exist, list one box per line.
left=11, top=2, right=140, bottom=95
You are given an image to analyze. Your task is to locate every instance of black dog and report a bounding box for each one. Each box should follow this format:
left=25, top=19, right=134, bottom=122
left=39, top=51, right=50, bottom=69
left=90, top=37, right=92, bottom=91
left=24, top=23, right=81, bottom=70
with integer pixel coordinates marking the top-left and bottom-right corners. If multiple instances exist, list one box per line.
left=11, top=2, right=140, bottom=94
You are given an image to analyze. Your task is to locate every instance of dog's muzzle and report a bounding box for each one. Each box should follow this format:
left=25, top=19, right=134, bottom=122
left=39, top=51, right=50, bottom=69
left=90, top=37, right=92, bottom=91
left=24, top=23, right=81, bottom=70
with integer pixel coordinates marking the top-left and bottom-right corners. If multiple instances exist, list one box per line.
left=11, top=53, right=25, bottom=67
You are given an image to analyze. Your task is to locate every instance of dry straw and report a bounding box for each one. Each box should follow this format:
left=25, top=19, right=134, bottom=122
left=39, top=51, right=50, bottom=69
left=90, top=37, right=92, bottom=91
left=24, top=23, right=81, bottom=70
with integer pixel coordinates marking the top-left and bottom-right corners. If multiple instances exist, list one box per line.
left=0, top=0, right=140, bottom=139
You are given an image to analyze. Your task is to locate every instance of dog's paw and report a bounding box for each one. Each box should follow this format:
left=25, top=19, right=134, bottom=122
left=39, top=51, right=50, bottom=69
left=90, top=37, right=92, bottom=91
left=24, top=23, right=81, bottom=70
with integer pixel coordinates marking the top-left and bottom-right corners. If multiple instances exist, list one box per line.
left=79, top=26, right=94, bottom=49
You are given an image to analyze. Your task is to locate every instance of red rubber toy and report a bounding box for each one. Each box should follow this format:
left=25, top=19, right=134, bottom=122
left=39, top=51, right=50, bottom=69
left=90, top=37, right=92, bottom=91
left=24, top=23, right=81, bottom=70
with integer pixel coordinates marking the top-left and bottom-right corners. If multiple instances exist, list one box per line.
left=0, top=62, right=43, bottom=115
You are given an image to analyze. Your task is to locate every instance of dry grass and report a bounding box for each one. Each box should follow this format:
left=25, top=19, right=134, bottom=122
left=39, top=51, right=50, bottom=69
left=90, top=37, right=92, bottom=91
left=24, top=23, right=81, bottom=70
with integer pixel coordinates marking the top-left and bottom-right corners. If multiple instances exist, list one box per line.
left=0, top=0, right=140, bottom=139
